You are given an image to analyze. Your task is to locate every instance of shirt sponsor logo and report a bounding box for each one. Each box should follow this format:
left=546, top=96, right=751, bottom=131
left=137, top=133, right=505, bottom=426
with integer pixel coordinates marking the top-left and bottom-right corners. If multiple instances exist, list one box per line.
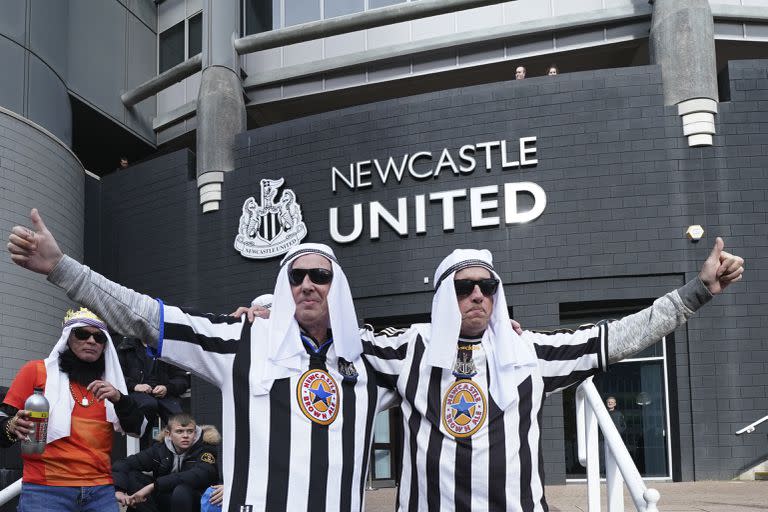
left=442, top=379, right=487, bottom=438
left=297, top=369, right=340, bottom=425
left=234, top=178, right=307, bottom=259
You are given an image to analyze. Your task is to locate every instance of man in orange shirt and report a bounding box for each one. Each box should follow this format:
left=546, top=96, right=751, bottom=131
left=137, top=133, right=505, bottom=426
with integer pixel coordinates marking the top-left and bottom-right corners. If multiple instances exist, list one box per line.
left=0, top=308, right=147, bottom=512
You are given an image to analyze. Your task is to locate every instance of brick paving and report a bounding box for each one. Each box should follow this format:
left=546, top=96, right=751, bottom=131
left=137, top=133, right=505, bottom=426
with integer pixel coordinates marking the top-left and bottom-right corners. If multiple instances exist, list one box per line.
left=363, top=480, right=768, bottom=511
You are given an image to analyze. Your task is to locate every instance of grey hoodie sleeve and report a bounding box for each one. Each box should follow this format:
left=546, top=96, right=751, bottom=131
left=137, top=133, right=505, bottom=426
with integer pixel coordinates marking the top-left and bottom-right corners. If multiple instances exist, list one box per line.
left=607, top=277, right=712, bottom=364
left=47, top=255, right=161, bottom=346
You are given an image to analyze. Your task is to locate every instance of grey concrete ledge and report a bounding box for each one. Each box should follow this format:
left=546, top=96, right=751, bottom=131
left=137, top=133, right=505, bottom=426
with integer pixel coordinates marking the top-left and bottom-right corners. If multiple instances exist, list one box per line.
left=711, top=3, right=768, bottom=23
left=242, top=5, right=653, bottom=90
left=122, top=53, right=202, bottom=107
left=234, top=0, right=516, bottom=54
left=153, top=100, right=197, bottom=131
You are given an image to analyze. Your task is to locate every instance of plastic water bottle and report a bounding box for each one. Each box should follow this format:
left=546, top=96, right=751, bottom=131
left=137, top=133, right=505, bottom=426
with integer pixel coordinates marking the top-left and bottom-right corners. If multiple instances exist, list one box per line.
left=20, top=387, right=49, bottom=455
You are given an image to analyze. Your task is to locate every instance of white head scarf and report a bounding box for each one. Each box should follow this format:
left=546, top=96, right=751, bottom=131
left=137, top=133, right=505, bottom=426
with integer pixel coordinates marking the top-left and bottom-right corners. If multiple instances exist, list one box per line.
left=250, top=243, right=361, bottom=395
left=251, top=294, right=274, bottom=309
left=427, top=249, right=537, bottom=409
left=43, top=309, right=128, bottom=443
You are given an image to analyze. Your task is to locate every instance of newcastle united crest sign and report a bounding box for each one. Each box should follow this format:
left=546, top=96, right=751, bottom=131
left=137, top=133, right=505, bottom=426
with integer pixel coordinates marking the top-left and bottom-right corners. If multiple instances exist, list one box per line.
left=234, top=178, right=308, bottom=259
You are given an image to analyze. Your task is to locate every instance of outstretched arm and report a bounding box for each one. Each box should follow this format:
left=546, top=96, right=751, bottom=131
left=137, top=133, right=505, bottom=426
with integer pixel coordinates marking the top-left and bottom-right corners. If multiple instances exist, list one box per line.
left=527, top=237, right=744, bottom=394
left=8, top=209, right=241, bottom=387
left=608, top=237, right=743, bottom=363
left=8, top=209, right=161, bottom=343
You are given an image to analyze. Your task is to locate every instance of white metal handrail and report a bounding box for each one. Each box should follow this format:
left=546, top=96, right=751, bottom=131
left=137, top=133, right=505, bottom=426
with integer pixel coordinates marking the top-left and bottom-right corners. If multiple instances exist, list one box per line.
left=576, top=378, right=661, bottom=512
left=0, top=478, right=20, bottom=506
left=735, top=414, right=768, bottom=435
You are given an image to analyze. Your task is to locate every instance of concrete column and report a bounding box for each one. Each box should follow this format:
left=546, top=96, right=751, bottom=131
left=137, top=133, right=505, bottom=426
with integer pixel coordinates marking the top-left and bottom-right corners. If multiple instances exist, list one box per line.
left=649, top=0, right=718, bottom=147
left=196, top=0, right=246, bottom=212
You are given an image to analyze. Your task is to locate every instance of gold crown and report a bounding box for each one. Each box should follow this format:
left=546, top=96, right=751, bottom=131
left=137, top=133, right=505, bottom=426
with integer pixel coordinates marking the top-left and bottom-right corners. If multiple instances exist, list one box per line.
left=62, top=307, right=104, bottom=327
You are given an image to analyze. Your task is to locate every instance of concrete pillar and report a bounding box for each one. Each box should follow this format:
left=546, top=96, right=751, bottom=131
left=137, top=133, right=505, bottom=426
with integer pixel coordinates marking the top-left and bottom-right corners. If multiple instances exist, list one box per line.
left=196, top=0, right=246, bottom=212
left=649, top=0, right=718, bottom=147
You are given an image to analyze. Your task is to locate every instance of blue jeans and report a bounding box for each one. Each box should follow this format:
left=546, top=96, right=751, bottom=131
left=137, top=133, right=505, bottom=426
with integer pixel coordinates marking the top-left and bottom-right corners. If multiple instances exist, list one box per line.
left=18, top=482, right=119, bottom=512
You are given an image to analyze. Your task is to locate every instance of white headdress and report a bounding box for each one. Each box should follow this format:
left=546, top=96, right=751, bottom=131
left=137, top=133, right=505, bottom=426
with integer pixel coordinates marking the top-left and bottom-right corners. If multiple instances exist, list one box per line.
left=427, top=249, right=537, bottom=409
left=43, top=308, right=128, bottom=443
left=250, top=243, right=361, bottom=395
left=251, top=294, right=274, bottom=309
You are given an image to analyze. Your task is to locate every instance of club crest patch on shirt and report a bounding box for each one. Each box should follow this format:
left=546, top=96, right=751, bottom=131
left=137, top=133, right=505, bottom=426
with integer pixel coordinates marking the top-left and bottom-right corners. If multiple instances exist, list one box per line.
left=442, top=379, right=487, bottom=438
left=297, top=369, right=340, bottom=425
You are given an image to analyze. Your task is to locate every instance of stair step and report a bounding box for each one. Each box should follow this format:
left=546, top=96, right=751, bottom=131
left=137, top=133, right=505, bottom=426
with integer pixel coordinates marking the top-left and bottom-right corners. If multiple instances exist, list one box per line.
left=755, top=472, right=768, bottom=480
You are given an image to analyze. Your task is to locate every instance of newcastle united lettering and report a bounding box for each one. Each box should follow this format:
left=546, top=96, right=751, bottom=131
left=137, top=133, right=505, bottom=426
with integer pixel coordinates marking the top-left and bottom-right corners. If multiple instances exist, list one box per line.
left=331, top=137, right=538, bottom=192
left=329, top=136, right=546, bottom=244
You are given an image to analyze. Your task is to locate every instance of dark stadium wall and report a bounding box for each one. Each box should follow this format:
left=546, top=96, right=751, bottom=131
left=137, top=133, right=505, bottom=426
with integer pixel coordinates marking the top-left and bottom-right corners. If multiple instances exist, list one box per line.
left=92, top=60, right=768, bottom=482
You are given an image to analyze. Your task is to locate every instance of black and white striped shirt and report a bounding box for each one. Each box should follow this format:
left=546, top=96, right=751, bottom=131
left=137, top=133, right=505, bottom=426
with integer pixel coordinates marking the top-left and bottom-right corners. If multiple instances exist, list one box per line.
left=363, top=280, right=698, bottom=512
left=363, top=323, right=607, bottom=512
left=160, top=306, right=398, bottom=512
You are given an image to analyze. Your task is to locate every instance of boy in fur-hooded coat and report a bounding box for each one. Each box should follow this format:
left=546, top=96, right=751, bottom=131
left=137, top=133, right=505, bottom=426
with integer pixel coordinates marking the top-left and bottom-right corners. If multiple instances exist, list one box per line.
left=113, top=413, right=220, bottom=512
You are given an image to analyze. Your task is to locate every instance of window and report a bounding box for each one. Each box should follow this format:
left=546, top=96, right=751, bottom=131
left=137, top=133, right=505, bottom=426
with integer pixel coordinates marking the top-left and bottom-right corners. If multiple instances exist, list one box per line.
left=159, top=21, right=185, bottom=73
left=285, top=0, right=321, bottom=27
left=369, top=0, right=406, bottom=8
left=158, top=12, right=203, bottom=74
left=241, top=0, right=413, bottom=34
left=244, top=0, right=280, bottom=35
left=324, top=0, right=364, bottom=19
left=188, top=12, right=203, bottom=57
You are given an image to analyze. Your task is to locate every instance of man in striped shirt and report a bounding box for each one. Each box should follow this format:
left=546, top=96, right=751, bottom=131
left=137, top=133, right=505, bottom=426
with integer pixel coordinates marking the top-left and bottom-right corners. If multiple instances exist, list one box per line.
left=8, top=210, right=397, bottom=512
left=361, top=244, right=743, bottom=512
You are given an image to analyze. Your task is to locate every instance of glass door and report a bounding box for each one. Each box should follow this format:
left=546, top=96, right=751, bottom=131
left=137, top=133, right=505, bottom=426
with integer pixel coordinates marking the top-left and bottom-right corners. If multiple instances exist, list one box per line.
left=563, top=337, right=672, bottom=479
left=369, top=408, right=402, bottom=487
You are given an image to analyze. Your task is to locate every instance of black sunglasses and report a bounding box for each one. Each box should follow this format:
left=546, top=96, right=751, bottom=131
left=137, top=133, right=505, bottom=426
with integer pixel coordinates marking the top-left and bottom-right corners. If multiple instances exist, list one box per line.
left=72, top=327, right=108, bottom=345
left=288, top=268, right=334, bottom=286
left=453, top=278, right=499, bottom=298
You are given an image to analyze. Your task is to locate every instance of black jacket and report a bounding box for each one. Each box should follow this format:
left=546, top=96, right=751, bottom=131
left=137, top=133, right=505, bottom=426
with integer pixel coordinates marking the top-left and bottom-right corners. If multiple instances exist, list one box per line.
left=112, top=424, right=220, bottom=493
left=117, top=337, right=188, bottom=396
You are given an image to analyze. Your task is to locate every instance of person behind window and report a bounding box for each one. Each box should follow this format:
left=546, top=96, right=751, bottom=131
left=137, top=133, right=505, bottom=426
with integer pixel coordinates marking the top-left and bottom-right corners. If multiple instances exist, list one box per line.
left=606, top=395, right=627, bottom=436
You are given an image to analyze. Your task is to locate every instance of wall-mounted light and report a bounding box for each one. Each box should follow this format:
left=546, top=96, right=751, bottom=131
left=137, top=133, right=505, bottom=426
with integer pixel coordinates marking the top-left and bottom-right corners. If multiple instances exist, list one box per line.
left=686, top=225, right=704, bottom=242
left=636, top=391, right=652, bottom=406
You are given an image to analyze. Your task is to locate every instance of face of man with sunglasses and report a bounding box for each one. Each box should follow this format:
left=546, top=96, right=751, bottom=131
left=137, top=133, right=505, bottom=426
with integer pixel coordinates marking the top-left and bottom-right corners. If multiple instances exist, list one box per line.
left=68, top=325, right=107, bottom=363
left=289, top=254, right=333, bottom=341
left=454, top=266, right=498, bottom=338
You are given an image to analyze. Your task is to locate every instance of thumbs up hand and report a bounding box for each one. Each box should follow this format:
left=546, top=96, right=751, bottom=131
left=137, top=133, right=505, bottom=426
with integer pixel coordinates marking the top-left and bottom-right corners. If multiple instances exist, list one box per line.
left=7, top=208, right=64, bottom=275
left=699, top=237, right=745, bottom=295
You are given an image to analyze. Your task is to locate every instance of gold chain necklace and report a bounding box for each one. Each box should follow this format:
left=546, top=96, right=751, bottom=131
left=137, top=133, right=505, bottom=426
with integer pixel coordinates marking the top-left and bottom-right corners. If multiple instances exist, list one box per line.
left=69, top=382, right=92, bottom=407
